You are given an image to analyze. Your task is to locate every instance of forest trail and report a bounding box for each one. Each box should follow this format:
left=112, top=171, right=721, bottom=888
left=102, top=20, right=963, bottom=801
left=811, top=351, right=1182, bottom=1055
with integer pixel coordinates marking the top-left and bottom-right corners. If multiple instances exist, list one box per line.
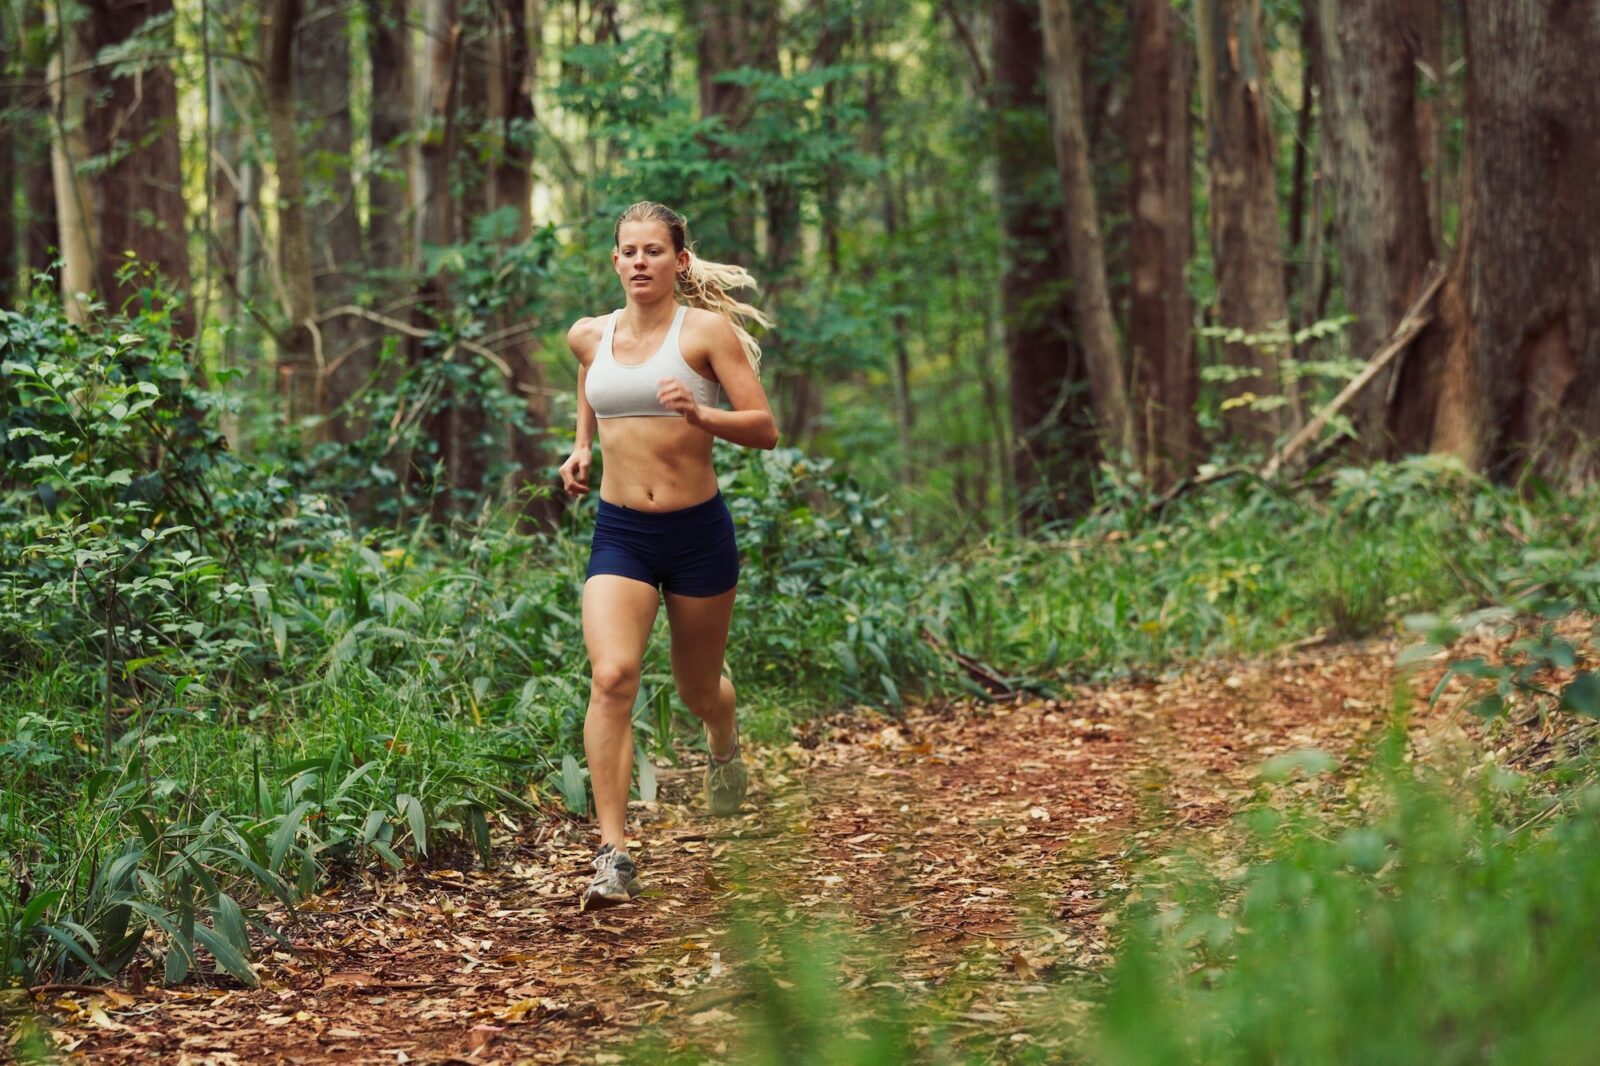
left=34, top=644, right=1398, bottom=1064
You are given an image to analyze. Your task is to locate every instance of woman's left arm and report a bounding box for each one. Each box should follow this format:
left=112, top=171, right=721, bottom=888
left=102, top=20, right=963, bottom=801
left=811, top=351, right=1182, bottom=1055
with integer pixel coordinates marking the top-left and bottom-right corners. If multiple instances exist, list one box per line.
left=657, top=312, right=780, bottom=450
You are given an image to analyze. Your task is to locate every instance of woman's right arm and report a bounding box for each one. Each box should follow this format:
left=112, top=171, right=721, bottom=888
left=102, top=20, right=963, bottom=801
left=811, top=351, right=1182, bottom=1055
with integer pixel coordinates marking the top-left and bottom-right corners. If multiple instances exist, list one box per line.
left=561, top=320, right=597, bottom=496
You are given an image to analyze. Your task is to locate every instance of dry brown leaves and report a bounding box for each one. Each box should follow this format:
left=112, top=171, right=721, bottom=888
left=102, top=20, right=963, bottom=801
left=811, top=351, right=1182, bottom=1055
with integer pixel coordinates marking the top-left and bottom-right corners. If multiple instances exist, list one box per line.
left=26, top=639, right=1489, bottom=1065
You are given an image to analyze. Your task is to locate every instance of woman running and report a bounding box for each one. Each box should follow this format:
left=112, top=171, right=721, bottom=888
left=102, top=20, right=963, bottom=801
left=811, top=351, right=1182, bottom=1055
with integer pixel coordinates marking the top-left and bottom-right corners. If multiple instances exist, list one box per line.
left=559, top=201, right=779, bottom=909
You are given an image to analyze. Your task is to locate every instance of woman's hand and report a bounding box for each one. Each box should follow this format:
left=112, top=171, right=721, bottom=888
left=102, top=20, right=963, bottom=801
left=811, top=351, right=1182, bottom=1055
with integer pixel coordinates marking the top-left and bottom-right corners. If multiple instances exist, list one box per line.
left=559, top=448, right=591, bottom=496
left=656, top=378, right=705, bottom=426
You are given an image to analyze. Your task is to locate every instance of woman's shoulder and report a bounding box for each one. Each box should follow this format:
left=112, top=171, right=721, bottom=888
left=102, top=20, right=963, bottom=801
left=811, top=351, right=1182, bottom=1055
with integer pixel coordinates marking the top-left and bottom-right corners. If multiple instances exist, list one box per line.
left=565, top=313, right=611, bottom=363
left=679, top=305, right=738, bottom=345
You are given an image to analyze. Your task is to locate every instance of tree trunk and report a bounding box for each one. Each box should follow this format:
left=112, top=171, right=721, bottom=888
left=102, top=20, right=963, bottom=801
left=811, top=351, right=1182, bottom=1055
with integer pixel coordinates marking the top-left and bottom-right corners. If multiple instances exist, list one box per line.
left=82, top=0, right=192, bottom=336
left=1195, top=0, right=1289, bottom=448
left=1316, top=0, right=1436, bottom=453
left=1038, top=0, right=1135, bottom=466
left=297, top=0, right=369, bottom=436
left=1457, top=1, right=1600, bottom=482
left=263, top=0, right=322, bottom=425
left=489, top=0, right=556, bottom=528
left=45, top=3, right=94, bottom=322
left=0, top=18, right=16, bottom=306
left=20, top=2, right=58, bottom=282
left=690, top=0, right=777, bottom=257
left=365, top=0, right=413, bottom=293
left=1128, top=0, right=1199, bottom=486
left=994, top=0, right=1095, bottom=525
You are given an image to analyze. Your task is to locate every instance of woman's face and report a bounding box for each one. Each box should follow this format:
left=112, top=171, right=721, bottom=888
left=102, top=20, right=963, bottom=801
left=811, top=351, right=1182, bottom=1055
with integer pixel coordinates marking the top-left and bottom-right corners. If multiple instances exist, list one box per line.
left=613, top=220, right=687, bottom=302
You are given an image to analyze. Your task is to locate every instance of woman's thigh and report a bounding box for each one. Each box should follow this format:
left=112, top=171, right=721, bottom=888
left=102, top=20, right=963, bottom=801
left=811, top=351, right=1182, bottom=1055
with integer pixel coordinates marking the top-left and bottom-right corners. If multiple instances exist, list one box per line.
left=582, top=575, right=661, bottom=678
left=663, top=587, right=736, bottom=700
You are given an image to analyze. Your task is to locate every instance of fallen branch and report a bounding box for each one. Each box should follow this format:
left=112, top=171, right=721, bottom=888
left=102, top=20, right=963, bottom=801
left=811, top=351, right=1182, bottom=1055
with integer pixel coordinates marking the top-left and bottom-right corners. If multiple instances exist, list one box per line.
left=922, top=627, right=1014, bottom=697
left=1261, top=265, right=1448, bottom=480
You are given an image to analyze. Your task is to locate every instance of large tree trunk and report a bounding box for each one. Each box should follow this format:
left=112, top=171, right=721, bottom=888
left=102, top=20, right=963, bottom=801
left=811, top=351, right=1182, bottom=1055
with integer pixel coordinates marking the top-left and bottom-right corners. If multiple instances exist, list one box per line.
left=1456, top=1, right=1600, bottom=482
left=690, top=0, right=777, bottom=257
left=0, top=18, right=16, bottom=305
left=297, top=0, right=369, bottom=436
left=263, top=0, right=322, bottom=425
left=488, top=0, right=556, bottom=527
left=1316, top=0, right=1436, bottom=453
left=1038, top=0, right=1135, bottom=466
left=365, top=0, right=413, bottom=292
left=994, top=0, right=1095, bottom=525
left=82, top=0, right=192, bottom=336
left=1128, top=0, right=1199, bottom=487
left=1195, top=0, right=1290, bottom=448
left=45, top=3, right=94, bottom=322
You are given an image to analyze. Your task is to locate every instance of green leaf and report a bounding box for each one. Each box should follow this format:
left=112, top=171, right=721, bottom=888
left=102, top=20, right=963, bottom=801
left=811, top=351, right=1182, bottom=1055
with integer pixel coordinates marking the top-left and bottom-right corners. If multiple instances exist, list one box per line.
left=561, top=754, right=589, bottom=816
left=467, top=807, right=492, bottom=868
left=397, top=794, right=428, bottom=857
left=1260, top=748, right=1337, bottom=782
left=193, top=923, right=258, bottom=987
left=270, top=801, right=313, bottom=873
left=1560, top=672, right=1600, bottom=717
left=212, top=893, right=252, bottom=959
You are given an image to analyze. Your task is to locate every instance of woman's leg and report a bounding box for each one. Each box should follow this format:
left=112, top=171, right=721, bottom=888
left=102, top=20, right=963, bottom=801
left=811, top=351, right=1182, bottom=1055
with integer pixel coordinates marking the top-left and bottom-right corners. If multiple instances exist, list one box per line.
left=663, top=587, right=738, bottom=756
left=582, top=575, right=660, bottom=848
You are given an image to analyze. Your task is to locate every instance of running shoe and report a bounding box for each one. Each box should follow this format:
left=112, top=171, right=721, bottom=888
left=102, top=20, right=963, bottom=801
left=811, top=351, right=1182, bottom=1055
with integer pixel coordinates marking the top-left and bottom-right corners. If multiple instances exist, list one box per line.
left=581, top=843, right=641, bottom=910
left=705, top=730, right=748, bottom=816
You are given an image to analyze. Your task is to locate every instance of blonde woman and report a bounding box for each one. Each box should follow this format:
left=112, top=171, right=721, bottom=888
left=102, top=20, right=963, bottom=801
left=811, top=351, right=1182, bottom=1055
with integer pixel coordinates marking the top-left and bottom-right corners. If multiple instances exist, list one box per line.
left=560, top=201, right=779, bottom=909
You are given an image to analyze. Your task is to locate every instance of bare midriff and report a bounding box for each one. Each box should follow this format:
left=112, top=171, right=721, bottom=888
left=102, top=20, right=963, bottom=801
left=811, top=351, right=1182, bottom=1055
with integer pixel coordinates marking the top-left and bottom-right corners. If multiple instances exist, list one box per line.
left=596, top=416, right=719, bottom=511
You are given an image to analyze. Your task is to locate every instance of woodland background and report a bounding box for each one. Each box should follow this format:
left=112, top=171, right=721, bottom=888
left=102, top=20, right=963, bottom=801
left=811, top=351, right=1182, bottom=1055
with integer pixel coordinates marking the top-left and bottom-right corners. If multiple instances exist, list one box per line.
left=4, top=0, right=1600, bottom=1057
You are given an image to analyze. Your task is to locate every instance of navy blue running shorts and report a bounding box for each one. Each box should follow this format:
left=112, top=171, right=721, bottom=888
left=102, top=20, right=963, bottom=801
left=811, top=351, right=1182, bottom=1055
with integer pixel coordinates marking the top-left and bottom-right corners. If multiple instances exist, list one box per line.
left=585, top=492, right=740, bottom=597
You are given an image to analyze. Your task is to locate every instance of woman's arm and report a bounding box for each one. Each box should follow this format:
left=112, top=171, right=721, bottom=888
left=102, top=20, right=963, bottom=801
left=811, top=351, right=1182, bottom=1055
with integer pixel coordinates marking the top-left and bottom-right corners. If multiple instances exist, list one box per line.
left=658, top=311, right=779, bottom=450
left=561, top=320, right=600, bottom=495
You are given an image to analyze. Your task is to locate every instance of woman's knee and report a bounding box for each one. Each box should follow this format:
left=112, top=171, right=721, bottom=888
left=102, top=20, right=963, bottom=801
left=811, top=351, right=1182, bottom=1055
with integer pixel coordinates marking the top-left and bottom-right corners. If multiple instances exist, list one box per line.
left=590, top=661, right=641, bottom=704
left=676, top=673, right=731, bottom=715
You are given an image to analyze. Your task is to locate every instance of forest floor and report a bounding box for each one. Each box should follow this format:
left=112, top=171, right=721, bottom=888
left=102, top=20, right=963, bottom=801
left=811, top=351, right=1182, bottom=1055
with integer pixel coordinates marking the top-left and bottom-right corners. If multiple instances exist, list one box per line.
left=26, top=638, right=1501, bottom=1064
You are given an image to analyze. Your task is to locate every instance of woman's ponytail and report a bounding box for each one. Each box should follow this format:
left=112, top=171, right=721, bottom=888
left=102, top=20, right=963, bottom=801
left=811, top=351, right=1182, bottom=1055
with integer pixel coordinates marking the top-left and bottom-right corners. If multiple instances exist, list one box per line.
left=676, top=249, right=773, bottom=374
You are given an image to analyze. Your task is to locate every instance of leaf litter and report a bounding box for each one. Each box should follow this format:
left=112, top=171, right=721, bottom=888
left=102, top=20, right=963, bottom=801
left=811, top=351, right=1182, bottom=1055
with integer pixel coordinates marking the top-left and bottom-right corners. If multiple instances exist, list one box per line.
left=27, top=638, right=1521, bottom=1064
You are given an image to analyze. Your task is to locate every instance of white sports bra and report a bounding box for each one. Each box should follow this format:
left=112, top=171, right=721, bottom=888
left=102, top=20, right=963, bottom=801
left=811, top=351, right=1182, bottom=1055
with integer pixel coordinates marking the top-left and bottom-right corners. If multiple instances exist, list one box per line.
left=584, top=305, right=722, bottom=419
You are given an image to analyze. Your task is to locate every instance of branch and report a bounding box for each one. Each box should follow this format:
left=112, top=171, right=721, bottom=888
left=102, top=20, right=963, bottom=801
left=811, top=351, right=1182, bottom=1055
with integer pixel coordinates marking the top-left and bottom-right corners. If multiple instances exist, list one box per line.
left=1261, top=265, right=1448, bottom=480
left=316, top=304, right=561, bottom=399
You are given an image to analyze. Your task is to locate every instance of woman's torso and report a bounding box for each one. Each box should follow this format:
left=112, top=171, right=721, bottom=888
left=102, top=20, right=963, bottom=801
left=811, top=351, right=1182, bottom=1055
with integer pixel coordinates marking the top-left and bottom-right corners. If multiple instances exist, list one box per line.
left=583, top=305, right=722, bottom=512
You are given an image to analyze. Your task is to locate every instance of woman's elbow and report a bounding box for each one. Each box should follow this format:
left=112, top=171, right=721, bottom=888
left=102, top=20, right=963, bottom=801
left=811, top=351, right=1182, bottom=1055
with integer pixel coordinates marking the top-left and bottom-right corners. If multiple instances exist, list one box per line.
left=761, top=418, right=780, bottom=450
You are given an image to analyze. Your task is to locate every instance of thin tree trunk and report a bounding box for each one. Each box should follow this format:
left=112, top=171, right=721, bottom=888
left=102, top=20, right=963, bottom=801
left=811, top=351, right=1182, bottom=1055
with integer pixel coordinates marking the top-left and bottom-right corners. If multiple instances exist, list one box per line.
left=263, top=0, right=322, bottom=425
left=21, top=2, right=58, bottom=282
left=1038, top=0, right=1135, bottom=466
left=83, top=0, right=192, bottom=336
left=1128, top=0, right=1199, bottom=487
left=46, top=0, right=94, bottom=323
left=0, top=18, right=16, bottom=306
left=994, top=0, right=1094, bottom=525
left=1195, top=0, right=1290, bottom=448
left=1316, top=0, right=1435, bottom=455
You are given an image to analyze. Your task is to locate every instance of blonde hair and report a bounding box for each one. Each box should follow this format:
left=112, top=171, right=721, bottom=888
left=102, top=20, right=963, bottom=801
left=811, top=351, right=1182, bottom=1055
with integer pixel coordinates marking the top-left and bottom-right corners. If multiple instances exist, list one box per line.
left=613, top=201, right=773, bottom=373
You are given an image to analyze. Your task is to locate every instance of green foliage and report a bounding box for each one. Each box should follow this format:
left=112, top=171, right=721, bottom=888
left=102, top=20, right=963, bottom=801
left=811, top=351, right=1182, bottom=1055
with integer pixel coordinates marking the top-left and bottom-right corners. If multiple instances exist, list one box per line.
left=1092, top=714, right=1600, bottom=1064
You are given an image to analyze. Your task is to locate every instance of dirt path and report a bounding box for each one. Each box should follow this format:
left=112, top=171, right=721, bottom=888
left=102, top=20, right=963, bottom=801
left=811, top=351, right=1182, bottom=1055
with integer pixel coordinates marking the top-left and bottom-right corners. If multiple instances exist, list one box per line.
left=31, top=643, right=1399, bottom=1064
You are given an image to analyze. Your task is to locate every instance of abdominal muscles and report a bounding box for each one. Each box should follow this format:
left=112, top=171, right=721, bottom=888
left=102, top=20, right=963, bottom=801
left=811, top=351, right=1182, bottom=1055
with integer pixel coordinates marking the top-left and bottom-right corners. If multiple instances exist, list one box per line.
left=596, top=417, right=719, bottom=510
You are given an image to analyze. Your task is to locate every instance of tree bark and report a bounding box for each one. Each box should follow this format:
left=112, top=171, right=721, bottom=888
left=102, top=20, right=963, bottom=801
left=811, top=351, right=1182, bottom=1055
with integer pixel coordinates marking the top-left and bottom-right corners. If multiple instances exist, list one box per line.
left=994, top=0, right=1095, bottom=524
left=0, top=18, right=16, bottom=306
left=82, top=0, right=192, bottom=336
left=20, top=2, right=58, bottom=282
left=365, top=0, right=413, bottom=291
left=489, top=0, right=556, bottom=527
left=1457, top=0, right=1600, bottom=482
left=1128, top=0, right=1199, bottom=487
left=690, top=0, right=778, bottom=257
left=1195, top=0, right=1289, bottom=448
left=263, top=0, right=322, bottom=425
left=45, top=1, right=94, bottom=322
left=1038, top=0, right=1135, bottom=466
left=1315, top=0, right=1436, bottom=454
left=297, top=0, right=369, bottom=435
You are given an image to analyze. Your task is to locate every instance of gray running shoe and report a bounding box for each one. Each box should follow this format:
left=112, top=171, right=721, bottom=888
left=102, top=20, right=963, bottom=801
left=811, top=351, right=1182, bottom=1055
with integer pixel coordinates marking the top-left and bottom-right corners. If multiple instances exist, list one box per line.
left=705, top=731, right=748, bottom=816
left=581, top=844, right=641, bottom=910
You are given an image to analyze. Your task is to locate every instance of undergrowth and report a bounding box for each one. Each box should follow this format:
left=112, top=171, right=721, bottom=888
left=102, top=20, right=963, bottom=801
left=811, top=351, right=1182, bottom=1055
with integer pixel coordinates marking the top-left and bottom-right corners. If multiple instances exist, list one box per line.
left=4, top=287, right=1600, bottom=995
